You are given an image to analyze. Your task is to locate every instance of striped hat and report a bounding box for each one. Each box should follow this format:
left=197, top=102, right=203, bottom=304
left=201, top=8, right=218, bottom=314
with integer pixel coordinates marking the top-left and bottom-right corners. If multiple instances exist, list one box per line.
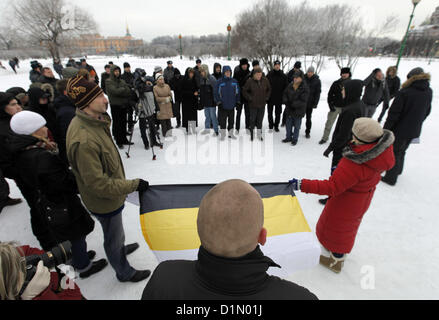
left=66, top=75, right=104, bottom=110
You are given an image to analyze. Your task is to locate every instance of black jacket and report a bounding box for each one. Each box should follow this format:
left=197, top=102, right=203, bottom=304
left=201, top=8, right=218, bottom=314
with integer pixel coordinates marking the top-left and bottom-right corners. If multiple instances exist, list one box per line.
left=287, top=69, right=304, bottom=84
left=362, top=72, right=390, bottom=107
left=27, top=87, right=57, bottom=140
left=386, top=76, right=401, bottom=100
left=327, top=77, right=350, bottom=111
left=233, top=65, right=251, bottom=102
left=328, top=80, right=365, bottom=160
left=212, top=63, right=222, bottom=80
left=170, top=71, right=184, bottom=102
left=121, top=71, right=138, bottom=106
left=282, top=82, right=309, bottom=118
left=101, top=72, right=110, bottom=94
left=304, top=74, right=322, bottom=109
left=30, top=70, right=41, bottom=83
left=142, top=246, right=317, bottom=300
left=0, top=113, right=17, bottom=178
left=9, top=134, right=94, bottom=241
left=54, top=95, right=76, bottom=165
left=267, top=69, right=288, bottom=105
left=199, top=75, right=217, bottom=108
left=384, top=73, right=432, bottom=141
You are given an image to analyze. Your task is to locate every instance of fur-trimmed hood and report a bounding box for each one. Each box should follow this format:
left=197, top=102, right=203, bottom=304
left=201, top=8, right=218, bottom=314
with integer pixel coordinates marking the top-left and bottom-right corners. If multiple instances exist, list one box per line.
left=343, top=130, right=395, bottom=171
left=402, top=73, right=430, bottom=89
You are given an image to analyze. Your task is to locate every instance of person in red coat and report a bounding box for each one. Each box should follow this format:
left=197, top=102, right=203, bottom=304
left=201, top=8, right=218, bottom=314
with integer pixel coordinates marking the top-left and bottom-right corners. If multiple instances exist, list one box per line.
left=0, top=242, right=84, bottom=300
left=289, top=118, right=395, bottom=273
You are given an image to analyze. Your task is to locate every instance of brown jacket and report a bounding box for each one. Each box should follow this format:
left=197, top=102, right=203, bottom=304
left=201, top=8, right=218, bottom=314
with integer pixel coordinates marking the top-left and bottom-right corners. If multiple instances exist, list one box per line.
left=153, top=84, right=173, bottom=120
left=242, top=76, right=272, bottom=109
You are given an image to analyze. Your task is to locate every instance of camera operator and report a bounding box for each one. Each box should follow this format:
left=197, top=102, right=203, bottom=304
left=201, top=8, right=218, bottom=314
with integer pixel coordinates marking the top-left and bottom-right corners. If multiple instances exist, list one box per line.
left=0, top=242, right=84, bottom=300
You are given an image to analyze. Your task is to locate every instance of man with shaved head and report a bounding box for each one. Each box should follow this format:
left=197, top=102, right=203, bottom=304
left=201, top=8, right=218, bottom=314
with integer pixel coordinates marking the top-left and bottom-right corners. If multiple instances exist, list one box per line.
left=142, top=179, right=317, bottom=300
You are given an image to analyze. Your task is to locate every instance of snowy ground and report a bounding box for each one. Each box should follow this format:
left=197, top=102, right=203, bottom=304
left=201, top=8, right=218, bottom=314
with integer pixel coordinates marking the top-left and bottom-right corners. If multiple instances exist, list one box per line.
left=0, top=55, right=438, bottom=300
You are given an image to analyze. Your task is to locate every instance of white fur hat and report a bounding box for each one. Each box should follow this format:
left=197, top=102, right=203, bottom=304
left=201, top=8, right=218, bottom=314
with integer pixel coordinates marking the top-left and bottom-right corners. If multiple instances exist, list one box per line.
left=10, top=111, right=46, bottom=135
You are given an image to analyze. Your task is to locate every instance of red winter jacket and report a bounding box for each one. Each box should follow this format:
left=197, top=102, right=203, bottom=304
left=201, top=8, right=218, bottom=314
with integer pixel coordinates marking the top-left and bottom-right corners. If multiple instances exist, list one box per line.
left=301, top=130, right=395, bottom=254
left=19, top=246, right=84, bottom=300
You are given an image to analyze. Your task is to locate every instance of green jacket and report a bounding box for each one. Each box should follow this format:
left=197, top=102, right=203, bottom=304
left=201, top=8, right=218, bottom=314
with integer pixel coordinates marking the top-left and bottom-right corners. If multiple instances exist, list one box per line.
left=105, top=65, right=131, bottom=106
left=66, top=109, right=139, bottom=214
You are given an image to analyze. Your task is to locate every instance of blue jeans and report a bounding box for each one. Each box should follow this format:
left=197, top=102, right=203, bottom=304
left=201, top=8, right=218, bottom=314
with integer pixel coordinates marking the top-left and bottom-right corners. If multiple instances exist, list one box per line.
left=286, top=116, right=302, bottom=143
left=93, top=208, right=136, bottom=281
left=204, top=107, right=218, bottom=133
left=71, top=236, right=91, bottom=272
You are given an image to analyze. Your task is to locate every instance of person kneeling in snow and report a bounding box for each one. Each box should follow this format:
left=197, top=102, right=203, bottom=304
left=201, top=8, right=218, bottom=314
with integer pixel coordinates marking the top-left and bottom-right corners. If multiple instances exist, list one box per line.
left=289, top=118, right=395, bottom=273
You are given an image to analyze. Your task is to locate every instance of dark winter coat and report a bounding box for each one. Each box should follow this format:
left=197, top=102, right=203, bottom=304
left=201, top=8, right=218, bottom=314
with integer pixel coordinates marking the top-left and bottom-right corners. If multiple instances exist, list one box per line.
left=242, top=76, right=272, bottom=109
left=212, top=63, right=223, bottom=80
left=267, top=69, right=288, bottom=105
left=327, top=77, right=350, bottom=111
left=199, top=74, right=217, bottom=109
left=327, top=80, right=365, bottom=161
left=282, top=82, right=309, bottom=118
left=287, top=69, right=304, bottom=84
left=169, top=69, right=183, bottom=102
left=81, top=64, right=99, bottom=84
left=384, top=73, right=432, bottom=141
left=181, top=69, right=199, bottom=126
left=214, top=66, right=240, bottom=110
left=121, top=71, right=138, bottom=106
left=30, top=70, right=42, bottom=83
left=304, top=74, right=322, bottom=109
left=53, top=62, right=64, bottom=77
left=0, top=105, right=17, bottom=178
left=362, top=72, right=390, bottom=107
left=142, top=246, right=318, bottom=300
left=9, top=134, right=95, bottom=242
left=106, top=65, right=131, bottom=107
left=233, top=64, right=251, bottom=102
left=164, top=66, right=180, bottom=84
left=101, top=72, right=110, bottom=94
left=54, top=94, right=76, bottom=165
left=302, top=131, right=395, bottom=253
left=27, top=87, right=57, bottom=140
left=386, top=76, right=401, bottom=100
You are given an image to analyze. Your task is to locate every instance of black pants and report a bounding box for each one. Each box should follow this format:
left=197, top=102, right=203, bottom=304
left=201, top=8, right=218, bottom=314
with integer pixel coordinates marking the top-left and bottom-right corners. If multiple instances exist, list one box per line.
left=139, top=116, right=159, bottom=148
left=218, top=107, right=235, bottom=131
left=173, top=100, right=182, bottom=125
left=160, top=119, right=172, bottom=137
left=305, top=107, right=314, bottom=135
left=0, top=168, right=10, bottom=204
left=383, top=138, right=411, bottom=184
left=249, top=107, right=265, bottom=131
left=267, top=103, right=282, bottom=129
left=111, top=105, right=129, bottom=145
left=235, top=102, right=249, bottom=131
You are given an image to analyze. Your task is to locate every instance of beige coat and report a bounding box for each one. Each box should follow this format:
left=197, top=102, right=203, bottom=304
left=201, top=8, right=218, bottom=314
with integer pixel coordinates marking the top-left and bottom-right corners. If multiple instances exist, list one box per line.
left=153, top=84, right=173, bottom=120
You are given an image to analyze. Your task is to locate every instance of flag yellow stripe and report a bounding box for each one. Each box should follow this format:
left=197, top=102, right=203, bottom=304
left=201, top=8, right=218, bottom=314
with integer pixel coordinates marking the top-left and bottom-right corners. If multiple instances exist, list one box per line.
left=140, top=195, right=311, bottom=251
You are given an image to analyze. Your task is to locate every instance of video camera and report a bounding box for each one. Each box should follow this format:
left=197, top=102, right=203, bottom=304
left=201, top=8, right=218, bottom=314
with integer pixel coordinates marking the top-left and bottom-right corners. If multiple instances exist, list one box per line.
left=18, top=241, right=72, bottom=297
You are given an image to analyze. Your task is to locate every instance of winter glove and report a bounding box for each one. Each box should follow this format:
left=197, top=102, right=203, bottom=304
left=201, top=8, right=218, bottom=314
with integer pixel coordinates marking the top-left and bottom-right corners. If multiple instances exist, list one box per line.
left=137, top=179, right=150, bottom=192
left=289, top=179, right=302, bottom=191
left=21, top=261, right=51, bottom=300
left=323, top=147, right=332, bottom=158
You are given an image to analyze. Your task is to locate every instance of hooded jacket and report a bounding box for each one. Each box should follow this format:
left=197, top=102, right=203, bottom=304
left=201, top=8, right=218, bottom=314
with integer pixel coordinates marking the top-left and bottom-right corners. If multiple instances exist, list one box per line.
left=362, top=71, right=390, bottom=107
left=384, top=73, right=432, bottom=141
left=142, top=246, right=317, bottom=300
left=214, top=66, right=240, bottom=110
left=304, top=74, right=322, bottom=109
left=105, top=65, right=132, bottom=107
left=386, top=67, right=401, bottom=99
left=27, top=87, right=57, bottom=139
left=267, top=69, right=288, bottom=105
left=212, top=63, right=223, bottom=80
left=327, top=80, right=365, bottom=161
left=302, top=130, right=395, bottom=253
left=66, top=109, right=139, bottom=214
left=282, top=80, right=309, bottom=118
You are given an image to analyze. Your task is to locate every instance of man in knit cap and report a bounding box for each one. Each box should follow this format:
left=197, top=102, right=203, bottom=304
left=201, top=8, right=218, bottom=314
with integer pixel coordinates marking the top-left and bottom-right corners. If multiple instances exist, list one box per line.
left=65, top=75, right=152, bottom=283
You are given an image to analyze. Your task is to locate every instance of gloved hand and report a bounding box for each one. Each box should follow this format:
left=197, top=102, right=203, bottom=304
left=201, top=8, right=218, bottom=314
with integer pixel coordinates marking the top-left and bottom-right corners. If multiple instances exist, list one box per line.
left=137, top=179, right=149, bottom=192
left=323, top=147, right=332, bottom=158
left=21, top=261, right=51, bottom=300
left=289, top=179, right=302, bottom=191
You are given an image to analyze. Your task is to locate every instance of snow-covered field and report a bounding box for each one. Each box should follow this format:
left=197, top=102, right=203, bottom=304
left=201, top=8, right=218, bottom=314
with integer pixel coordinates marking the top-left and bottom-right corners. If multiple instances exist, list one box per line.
left=0, top=55, right=437, bottom=300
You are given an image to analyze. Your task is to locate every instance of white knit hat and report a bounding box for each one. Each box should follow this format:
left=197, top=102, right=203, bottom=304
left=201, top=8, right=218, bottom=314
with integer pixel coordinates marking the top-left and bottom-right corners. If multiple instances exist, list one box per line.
left=155, top=73, right=164, bottom=81
left=352, top=117, right=384, bottom=144
left=10, top=111, right=46, bottom=135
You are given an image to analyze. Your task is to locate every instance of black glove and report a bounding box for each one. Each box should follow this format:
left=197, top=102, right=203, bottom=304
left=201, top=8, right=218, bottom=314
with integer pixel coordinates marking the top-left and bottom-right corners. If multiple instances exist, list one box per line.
left=323, top=147, right=332, bottom=158
left=137, top=179, right=149, bottom=192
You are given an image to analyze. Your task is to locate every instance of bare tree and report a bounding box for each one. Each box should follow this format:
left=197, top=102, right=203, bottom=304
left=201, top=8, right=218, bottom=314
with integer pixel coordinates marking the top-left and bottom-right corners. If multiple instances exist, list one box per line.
left=12, top=0, right=97, bottom=59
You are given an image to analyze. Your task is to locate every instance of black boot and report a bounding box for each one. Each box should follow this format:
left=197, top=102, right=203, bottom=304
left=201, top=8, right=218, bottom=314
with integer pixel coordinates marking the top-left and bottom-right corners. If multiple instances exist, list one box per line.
left=120, top=269, right=152, bottom=283
left=79, top=259, right=108, bottom=279
left=125, top=243, right=139, bottom=255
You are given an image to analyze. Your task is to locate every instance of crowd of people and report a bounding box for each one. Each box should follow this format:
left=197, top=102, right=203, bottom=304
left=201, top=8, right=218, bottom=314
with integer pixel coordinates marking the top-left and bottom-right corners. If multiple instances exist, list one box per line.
left=0, top=55, right=433, bottom=300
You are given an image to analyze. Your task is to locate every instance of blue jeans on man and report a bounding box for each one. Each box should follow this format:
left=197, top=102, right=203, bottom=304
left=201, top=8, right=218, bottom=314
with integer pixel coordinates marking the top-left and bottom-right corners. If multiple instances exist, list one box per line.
left=286, top=116, right=302, bottom=143
left=204, top=107, right=219, bottom=133
left=92, top=206, right=136, bottom=281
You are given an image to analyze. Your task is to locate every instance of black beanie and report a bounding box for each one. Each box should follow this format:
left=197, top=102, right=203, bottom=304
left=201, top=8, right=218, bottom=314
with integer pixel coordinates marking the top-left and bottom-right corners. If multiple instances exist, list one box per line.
left=123, top=62, right=131, bottom=68
left=340, top=67, right=352, bottom=77
left=252, top=60, right=259, bottom=67
left=294, top=61, right=301, bottom=69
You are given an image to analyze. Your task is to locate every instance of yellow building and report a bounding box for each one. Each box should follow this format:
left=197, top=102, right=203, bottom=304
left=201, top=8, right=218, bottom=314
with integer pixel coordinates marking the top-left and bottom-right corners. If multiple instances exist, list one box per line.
left=71, top=25, right=144, bottom=54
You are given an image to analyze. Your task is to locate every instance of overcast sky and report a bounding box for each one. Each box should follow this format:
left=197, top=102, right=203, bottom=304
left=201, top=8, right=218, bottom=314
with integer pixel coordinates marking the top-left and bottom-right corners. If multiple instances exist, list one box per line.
left=74, top=0, right=438, bottom=41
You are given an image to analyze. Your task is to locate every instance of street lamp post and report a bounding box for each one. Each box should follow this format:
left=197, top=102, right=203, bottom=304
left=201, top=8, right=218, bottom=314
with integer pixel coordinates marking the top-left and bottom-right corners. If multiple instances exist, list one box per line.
left=227, top=24, right=232, bottom=61
left=396, top=0, right=422, bottom=70
left=179, top=34, right=183, bottom=59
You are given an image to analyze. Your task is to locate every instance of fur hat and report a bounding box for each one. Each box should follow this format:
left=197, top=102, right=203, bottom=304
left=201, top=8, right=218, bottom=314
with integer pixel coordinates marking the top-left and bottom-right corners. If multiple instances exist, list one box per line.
left=340, top=67, right=351, bottom=77
left=239, top=58, right=249, bottom=66
left=352, top=118, right=384, bottom=144
left=252, top=60, right=260, bottom=67
left=294, top=61, right=301, bottom=69
left=10, top=111, right=46, bottom=135
left=66, top=75, right=104, bottom=110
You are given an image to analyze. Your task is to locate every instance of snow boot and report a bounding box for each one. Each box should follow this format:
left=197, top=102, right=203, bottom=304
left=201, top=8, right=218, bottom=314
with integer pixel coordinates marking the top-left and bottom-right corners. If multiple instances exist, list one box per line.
left=320, top=253, right=346, bottom=274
